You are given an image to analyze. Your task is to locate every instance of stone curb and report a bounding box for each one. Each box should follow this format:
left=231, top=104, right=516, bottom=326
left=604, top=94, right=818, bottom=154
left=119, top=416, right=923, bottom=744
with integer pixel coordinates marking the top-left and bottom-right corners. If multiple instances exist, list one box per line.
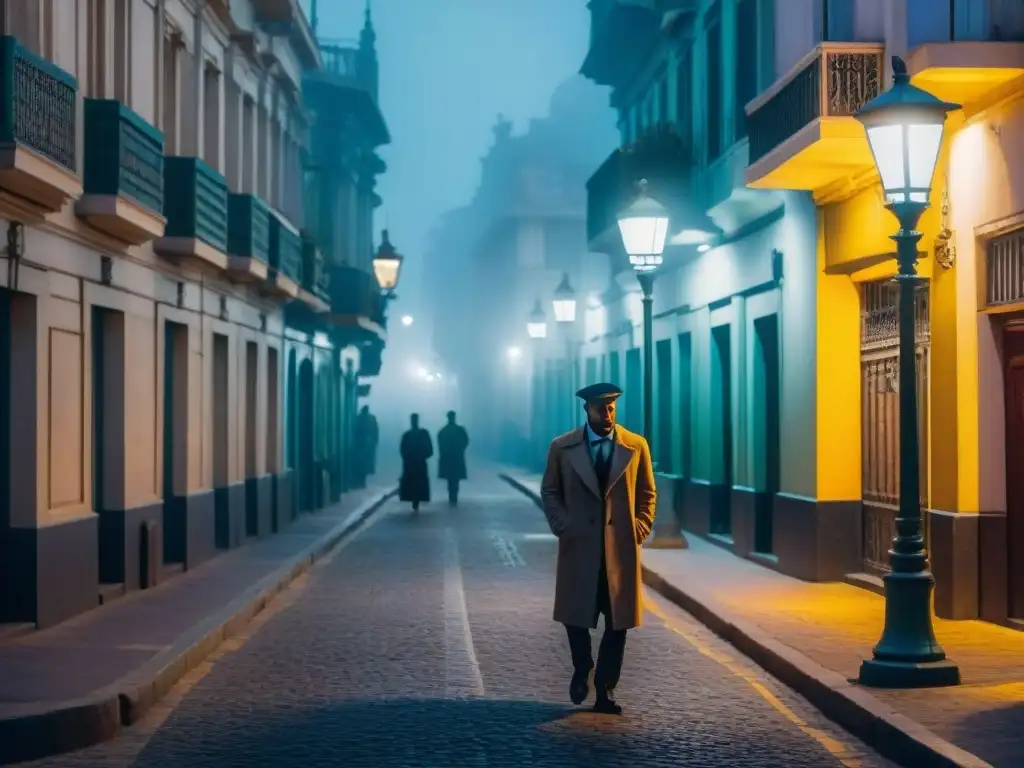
left=498, top=472, right=991, bottom=768
left=0, top=487, right=397, bottom=765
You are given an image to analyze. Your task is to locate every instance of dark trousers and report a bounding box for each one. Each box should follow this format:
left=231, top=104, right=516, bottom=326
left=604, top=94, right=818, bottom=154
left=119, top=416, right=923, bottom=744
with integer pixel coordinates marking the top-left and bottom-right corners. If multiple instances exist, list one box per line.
left=564, top=559, right=627, bottom=694
left=447, top=478, right=460, bottom=506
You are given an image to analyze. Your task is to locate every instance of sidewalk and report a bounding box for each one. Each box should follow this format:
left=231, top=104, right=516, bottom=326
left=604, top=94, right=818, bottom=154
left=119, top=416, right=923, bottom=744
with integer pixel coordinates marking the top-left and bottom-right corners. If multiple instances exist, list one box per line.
left=0, top=484, right=396, bottom=764
left=501, top=471, right=1020, bottom=768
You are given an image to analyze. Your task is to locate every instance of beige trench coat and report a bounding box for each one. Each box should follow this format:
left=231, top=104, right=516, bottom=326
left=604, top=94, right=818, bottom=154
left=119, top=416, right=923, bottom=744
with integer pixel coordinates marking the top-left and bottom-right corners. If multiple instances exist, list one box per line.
left=540, top=425, right=657, bottom=631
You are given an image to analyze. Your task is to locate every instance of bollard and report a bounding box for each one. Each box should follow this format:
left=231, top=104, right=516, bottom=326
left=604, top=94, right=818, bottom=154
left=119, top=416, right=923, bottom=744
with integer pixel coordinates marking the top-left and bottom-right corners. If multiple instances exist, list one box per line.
left=646, top=471, right=688, bottom=549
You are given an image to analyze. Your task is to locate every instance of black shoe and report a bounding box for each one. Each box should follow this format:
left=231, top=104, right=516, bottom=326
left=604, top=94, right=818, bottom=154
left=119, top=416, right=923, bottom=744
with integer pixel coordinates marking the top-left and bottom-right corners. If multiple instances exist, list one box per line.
left=593, top=690, right=622, bottom=715
left=569, top=668, right=592, bottom=705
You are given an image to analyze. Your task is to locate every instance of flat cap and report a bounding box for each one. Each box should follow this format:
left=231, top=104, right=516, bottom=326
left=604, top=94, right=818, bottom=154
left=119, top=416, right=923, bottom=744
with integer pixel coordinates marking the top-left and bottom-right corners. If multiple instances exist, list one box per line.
left=576, top=382, right=623, bottom=403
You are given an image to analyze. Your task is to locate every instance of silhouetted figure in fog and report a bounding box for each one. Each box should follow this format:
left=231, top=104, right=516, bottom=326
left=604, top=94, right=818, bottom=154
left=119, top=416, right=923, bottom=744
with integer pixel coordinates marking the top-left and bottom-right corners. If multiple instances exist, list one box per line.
left=437, top=411, right=469, bottom=507
left=399, top=413, right=433, bottom=514
left=353, top=405, right=379, bottom=488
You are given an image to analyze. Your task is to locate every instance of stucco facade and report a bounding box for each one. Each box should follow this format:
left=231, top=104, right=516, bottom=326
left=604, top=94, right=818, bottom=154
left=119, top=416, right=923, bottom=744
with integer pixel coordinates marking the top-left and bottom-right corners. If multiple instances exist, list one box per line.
left=0, top=1, right=391, bottom=629
left=573, top=0, right=1024, bottom=620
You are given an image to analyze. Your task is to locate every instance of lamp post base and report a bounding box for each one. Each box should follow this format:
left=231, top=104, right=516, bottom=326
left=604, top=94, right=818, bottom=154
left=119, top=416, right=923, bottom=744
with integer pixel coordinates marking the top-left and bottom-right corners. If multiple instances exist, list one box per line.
left=859, top=659, right=961, bottom=689
left=857, top=570, right=961, bottom=689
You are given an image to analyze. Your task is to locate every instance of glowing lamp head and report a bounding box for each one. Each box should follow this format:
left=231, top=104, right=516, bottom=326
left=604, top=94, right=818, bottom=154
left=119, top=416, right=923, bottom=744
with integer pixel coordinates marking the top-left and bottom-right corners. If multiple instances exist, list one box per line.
left=617, top=181, right=669, bottom=273
left=552, top=273, right=577, bottom=324
left=506, top=345, right=523, bottom=361
left=856, top=56, right=959, bottom=207
left=526, top=299, right=547, bottom=340
left=400, top=314, right=413, bottom=327
left=372, top=229, right=404, bottom=292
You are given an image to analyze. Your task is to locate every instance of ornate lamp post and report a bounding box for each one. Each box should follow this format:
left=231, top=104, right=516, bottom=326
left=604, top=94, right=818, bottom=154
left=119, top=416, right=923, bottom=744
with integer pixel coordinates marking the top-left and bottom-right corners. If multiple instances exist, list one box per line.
left=616, top=181, right=669, bottom=443
left=856, top=56, right=960, bottom=689
left=552, top=273, right=579, bottom=432
left=526, top=299, right=549, bottom=466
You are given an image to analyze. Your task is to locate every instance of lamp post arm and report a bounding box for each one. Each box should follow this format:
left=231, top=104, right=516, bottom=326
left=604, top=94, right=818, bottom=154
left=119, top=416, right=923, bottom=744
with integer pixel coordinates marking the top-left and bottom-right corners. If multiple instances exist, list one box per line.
left=637, top=272, right=656, bottom=446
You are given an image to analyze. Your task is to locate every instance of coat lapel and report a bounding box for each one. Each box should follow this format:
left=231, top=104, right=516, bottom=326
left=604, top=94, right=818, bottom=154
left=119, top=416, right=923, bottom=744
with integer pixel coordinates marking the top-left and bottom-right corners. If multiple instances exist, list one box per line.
left=566, top=429, right=601, bottom=500
left=605, top=429, right=635, bottom=496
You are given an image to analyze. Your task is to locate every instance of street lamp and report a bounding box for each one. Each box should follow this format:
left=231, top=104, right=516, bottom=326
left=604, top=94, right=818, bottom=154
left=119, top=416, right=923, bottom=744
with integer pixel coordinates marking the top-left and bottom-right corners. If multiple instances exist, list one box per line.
left=552, top=273, right=580, bottom=433
left=372, top=229, right=404, bottom=297
left=617, top=180, right=669, bottom=443
left=552, top=273, right=578, bottom=323
left=526, top=299, right=547, bottom=339
left=506, top=345, right=523, bottom=362
left=855, top=56, right=960, bottom=689
left=401, top=314, right=414, bottom=327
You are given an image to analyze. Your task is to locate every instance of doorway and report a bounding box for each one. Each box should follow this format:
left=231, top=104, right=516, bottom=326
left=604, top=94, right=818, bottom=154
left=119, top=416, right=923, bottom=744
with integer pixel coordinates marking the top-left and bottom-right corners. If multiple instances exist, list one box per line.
left=163, top=321, right=188, bottom=564
left=298, top=358, right=314, bottom=512
left=711, top=324, right=732, bottom=536
left=244, top=340, right=258, bottom=537
left=677, top=333, right=692, bottom=479
left=625, top=347, right=642, bottom=434
left=655, top=338, right=672, bottom=471
left=93, top=308, right=126, bottom=584
left=212, top=333, right=230, bottom=547
left=1004, top=325, right=1024, bottom=617
left=753, top=314, right=780, bottom=554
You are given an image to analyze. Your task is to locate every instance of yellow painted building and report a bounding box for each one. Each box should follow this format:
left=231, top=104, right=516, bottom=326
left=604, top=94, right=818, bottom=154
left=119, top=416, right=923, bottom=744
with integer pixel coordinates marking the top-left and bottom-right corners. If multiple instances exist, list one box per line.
left=746, top=1, right=1024, bottom=621
left=0, top=1, right=390, bottom=630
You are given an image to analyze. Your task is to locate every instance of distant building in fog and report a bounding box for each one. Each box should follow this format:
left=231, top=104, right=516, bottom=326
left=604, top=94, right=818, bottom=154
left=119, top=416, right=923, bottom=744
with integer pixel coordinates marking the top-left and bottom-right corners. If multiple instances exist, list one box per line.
left=424, top=76, right=618, bottom=459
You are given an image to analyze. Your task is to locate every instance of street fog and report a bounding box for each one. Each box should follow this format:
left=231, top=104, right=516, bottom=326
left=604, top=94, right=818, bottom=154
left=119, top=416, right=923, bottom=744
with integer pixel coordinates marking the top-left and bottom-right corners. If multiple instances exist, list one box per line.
left=306, top=0, right=618, bottom=465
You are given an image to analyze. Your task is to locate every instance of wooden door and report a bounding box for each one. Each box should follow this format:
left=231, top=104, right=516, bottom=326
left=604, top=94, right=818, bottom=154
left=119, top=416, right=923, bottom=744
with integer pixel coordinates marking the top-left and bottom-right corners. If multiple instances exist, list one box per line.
left=1003, top=327, right=1024, bottom=617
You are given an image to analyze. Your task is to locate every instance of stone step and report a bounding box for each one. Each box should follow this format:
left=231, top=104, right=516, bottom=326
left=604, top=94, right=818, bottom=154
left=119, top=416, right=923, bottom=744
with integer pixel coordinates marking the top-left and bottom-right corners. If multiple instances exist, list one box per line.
left=98, top=582, right=126, bottom=606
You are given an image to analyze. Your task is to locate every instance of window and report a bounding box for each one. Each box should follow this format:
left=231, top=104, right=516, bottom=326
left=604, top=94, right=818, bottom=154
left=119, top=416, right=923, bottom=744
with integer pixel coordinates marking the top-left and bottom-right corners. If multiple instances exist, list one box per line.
left=203, top=62, right=221, bottom=170
left=676, top=45, right=693, bottom=157
left=242, top=95, right=255, bottom=193
left=705, top=2, right=723, bottom=161
left=113, top=0, right=130, bottom=103
left=735, top=0, right=758, bottom=140
left=161, top=27, right=180, bottom=152
left=87, top=0, right=108, bottom=97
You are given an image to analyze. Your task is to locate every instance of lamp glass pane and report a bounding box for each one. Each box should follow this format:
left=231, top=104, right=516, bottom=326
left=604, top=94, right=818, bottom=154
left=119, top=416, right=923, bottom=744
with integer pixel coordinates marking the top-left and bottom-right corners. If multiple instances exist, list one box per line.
left=866, top=124, right=905, bottom=197
left=527, top=321, right=547, bottom=339
left=907, top=123, right=943, bottom=202
left=373, top=256, right=401, bottom=290
left=552, top=297, right=577, bottom=323
left=617, top=215, right=669, bottom=257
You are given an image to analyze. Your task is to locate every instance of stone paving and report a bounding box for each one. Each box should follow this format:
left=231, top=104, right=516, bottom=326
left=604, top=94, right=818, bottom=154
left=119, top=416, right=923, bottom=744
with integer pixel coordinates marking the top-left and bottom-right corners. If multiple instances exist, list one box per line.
left=639, top=536, right=1024, bottom=767
left=0, top=483, right=389, bottom=713
left=21, top=474, right=895, bottom=767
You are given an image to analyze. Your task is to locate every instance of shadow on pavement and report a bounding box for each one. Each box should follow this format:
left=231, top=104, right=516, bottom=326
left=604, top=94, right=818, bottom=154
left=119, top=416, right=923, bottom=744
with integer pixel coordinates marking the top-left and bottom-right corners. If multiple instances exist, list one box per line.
left=132, top=696, right=796, bottom=767
left=953, top=701, right=1024, bottom=767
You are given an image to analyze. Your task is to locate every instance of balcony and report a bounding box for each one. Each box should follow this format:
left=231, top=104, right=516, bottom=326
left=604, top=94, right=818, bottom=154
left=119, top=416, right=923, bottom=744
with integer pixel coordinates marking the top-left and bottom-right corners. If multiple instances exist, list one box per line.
left=586, top=125, right=693, bottom=252
left=0, top=36, right=81, bottom=219
left=226, top=193, right=270, bottom=281
left=265, top=211, right=302, bottom=298
left=908, top=42, right=1024, bottom=115
left=745, top=43, right=884, bottom=203
left=580, top=1, right=663, bottom=89
left=77, top=99, right=166, bottom=245
left=156, top=157, right=229, bottom=269
left=359, top=337, right=384, bottom=378
left=303, top=39, right=389, bottom=148
left=324, top=264, right=386, bottom=344
left=249, top=0, right=319, bottom=68
left=296, top=234, right=330, bottom=313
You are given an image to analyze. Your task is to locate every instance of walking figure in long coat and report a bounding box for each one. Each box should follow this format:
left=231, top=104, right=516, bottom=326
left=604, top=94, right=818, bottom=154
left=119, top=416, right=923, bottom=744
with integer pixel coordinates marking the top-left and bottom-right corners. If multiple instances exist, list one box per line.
left=437, top=410, right=469, bottom=507
left=353, top=405, right=379, bottom=488
left=540, top=382, right=657, bottom=715
left=399, top=413, right=433, bottom=514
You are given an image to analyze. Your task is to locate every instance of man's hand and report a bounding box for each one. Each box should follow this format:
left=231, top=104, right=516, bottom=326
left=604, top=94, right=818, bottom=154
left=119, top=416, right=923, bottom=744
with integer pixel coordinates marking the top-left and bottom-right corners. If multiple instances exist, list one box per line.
left=540, top=441, right=571, bottom=536
left=634, top=438, right=656, bottom=545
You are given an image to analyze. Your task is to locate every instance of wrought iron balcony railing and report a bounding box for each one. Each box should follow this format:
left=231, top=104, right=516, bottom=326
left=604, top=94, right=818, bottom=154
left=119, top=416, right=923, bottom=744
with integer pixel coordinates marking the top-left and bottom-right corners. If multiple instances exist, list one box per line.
left=163, top=157, right=228, bottom=252
left=301, top=234, right=330, bottom=303
left=0, top=36, right=76, bottom=172
left=269, top=212, right=303, bottom=285
left=330, top=264, right=379, bottom=318
left=227, top=193, right=271, bottom=263
left=746, top=43, right=884, bottom=165
left=83, top=99, right=164, bottom=213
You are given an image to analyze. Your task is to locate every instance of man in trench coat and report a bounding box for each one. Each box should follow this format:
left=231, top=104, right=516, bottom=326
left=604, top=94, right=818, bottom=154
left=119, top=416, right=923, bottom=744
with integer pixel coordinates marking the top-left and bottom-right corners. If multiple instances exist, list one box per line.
left=437, top=410, right=469, bottom=507
left=399, top=413, right=433, bottom=514
left=540, top=382, right=657, bottom=715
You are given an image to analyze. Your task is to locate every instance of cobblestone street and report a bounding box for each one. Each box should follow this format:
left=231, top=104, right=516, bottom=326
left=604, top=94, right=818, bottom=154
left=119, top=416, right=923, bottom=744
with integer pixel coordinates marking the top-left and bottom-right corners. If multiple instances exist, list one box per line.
left=24, top=475, right=894, bottom=767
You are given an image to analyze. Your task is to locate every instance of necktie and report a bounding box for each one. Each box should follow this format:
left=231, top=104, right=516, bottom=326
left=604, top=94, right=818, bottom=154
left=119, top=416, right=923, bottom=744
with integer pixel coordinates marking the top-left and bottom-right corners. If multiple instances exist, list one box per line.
left=591, top=437, right=611, bottom=479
